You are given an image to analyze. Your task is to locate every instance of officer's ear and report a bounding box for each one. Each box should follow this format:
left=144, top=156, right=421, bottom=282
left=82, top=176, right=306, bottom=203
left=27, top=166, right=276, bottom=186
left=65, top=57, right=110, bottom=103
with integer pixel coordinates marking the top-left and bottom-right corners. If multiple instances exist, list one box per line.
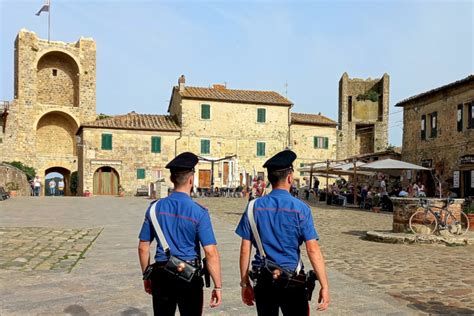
left=188, top=173, right=194, bottom=186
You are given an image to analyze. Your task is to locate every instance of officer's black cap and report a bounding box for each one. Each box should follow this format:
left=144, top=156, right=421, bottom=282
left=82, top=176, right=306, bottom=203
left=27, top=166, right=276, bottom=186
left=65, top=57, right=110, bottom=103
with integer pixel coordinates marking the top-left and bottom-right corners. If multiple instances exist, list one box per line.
left=165, top=152, right=199, bottom=173
left=263, top=150, right=297, bottom=171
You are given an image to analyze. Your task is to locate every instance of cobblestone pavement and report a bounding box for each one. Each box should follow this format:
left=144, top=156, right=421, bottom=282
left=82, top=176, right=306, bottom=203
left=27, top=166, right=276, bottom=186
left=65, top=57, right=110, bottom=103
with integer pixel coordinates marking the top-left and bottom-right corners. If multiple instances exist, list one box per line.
left=0, top=227, right=102, bottom=272
left=196, top=198, right=474, bottom=315
left=0, top=196, right=472, bottom=315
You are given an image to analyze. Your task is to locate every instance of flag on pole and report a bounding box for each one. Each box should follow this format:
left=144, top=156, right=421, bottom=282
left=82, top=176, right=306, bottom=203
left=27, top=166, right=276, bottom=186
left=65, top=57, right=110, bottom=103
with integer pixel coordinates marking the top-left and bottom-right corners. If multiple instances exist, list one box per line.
left=35, top=0, right=50, bottom=16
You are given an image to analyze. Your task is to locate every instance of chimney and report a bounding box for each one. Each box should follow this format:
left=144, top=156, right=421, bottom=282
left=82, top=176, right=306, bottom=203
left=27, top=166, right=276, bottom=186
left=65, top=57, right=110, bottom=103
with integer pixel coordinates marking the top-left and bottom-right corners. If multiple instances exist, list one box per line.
left=212, top=84, right=226, bottom=90
left=178, top=75, right=186, bottom=92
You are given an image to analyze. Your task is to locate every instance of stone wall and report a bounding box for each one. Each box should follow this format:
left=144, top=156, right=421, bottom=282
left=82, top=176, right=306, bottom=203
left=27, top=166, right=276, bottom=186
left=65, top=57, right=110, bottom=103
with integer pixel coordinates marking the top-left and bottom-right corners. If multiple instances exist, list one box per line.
left=392, top=198, right=463, bottom=233
left=401, top=82, right=474, bottom=195
left=0, top=163, right=30, bottom=196
left=290, top=123, right=337, bottom=180
left=172, top=95, right=291, bottom=185
left=337, top=73, right=389, bottom=160
left=78, top=128, right=180, bottom=195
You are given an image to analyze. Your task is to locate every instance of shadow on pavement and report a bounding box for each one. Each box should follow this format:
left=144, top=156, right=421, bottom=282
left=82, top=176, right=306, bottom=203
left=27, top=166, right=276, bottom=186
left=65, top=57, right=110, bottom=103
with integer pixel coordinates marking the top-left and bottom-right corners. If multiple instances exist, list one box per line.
left=121, top=307, right=147, bottom=316
left=64, top=305, right=90, bottom=316
left=407, top=300, right=474, bottom=315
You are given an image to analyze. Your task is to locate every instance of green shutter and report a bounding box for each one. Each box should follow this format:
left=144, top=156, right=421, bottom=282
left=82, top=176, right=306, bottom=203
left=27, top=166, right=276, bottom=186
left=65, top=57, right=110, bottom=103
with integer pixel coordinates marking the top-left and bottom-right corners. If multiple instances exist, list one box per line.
left=102, top=134, right=112, bottom=150
left=324, top=137, right=329, bottom=149
left=201, top=139, right=210, bottom=154
left=151, top=136, right=161, bottom=153
left=313, top=137, right=318, bottom=149
left=201, top=104, right=210, bottom=119
left=137, top=169, right=145, bottom=179
left=257, top=108, right=266, bottom=123
left=257, top=142, right=265, bottom=156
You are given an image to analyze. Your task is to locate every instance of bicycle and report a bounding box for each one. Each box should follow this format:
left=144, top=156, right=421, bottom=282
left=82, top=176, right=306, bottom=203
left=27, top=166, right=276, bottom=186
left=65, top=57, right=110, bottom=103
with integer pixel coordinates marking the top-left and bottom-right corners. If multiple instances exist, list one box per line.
left=409, top=198, right=469, bottom=235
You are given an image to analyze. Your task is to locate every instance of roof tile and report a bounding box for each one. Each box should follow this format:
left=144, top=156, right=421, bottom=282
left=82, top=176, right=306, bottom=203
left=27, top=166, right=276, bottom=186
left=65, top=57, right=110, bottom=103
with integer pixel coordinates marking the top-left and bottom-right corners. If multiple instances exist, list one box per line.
left=178, top=86, right=292, bottom=106
left=80, top=112, right=181, bottom=132
left=291, top=112, right=337, bottom=126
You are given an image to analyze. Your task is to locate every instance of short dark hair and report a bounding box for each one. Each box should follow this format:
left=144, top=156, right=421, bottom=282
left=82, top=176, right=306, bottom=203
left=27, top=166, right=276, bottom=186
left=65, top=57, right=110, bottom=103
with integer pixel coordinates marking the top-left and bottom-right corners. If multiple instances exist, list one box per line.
left=268, top=168, right=293, bottom=186
left=170, top=171, right=194, bottom=187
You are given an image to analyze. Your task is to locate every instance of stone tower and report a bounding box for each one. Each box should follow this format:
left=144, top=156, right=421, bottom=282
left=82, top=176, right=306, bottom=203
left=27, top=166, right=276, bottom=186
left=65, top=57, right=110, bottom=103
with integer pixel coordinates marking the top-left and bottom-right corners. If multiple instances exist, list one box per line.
left=1, top=29, right=96, bottom=194
left=336, top=73, right=389, bottom=160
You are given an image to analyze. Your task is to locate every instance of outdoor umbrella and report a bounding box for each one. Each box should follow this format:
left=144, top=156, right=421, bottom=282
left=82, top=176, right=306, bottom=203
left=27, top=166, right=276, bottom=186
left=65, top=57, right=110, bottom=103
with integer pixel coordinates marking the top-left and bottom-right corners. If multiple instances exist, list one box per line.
left=354, top=159, right=430, bottom=176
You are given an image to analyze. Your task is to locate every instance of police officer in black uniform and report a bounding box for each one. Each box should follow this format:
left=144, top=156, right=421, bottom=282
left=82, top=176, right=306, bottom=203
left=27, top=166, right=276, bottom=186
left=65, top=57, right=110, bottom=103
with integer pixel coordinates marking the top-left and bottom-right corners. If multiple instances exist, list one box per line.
left=236, top=150, right=330, bottom=315
left=138, top=152, right=222, bottom=315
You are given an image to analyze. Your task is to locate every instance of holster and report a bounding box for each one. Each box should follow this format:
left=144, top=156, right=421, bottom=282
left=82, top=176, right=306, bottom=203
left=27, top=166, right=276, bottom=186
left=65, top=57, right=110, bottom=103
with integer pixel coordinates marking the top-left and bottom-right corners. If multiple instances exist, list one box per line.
left=164, top=256, right=200, bottom=283
left=201, top=257, right=211, bottom=288
left=305, top=270, right=318, bottom=301
left=251, top=260, right=305, bottom=289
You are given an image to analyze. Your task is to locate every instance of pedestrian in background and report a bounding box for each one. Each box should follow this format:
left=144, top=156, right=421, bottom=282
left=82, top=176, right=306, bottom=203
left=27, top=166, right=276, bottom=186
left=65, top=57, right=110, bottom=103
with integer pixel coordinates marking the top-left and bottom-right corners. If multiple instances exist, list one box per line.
left=49, top=179, right=56, bottom=196
left=58, top=179, right=65, bottom=196
left=33, top=176, right=41, bottom=197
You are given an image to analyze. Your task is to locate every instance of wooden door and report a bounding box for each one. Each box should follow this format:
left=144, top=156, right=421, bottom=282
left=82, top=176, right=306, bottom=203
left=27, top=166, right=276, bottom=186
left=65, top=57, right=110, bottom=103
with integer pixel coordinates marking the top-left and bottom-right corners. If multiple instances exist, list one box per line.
left=199, top=170, right=211, bottom=188
left=223, top=162, right=229, bottom=186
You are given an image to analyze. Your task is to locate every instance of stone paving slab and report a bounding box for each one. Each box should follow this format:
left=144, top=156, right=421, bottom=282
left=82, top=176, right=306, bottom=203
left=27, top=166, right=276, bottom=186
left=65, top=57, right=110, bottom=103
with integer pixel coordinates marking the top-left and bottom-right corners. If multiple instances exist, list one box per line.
left=366, top=230, right=474, bottom=246
left=0, top=197, right=472, bottom=315
left=0, top=227, right=102, bottom=272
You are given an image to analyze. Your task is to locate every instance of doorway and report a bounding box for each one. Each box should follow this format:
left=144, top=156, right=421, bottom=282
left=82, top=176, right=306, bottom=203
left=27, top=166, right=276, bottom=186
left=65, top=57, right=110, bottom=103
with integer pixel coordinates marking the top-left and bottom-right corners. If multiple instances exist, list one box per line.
left=45, top=167, right=71, bottom=196
left=93, top=166, right=119, bottom=195
left=199, top=170, right=211, bottom=188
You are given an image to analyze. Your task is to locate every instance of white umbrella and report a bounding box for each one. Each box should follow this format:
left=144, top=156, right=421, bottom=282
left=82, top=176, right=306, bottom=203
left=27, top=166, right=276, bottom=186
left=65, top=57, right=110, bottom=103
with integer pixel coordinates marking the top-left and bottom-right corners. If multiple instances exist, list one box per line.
left=355, top=159, right=430, bottom=171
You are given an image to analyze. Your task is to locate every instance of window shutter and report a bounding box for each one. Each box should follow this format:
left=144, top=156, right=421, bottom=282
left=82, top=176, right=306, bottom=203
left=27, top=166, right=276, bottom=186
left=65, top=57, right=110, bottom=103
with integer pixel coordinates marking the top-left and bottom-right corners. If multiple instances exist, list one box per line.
left=324, top=137, right=329, bottom=149
left=431, top=112, right=437, bottom=138
left=257, top=142, right=265, bottom=156
left=421, top=115, right=426, bottom=140
left=257, top=109, right=266, bottom=123
left=201, top=139, right=210, bottom=154
left=201, top=104, right=210, bottom=119
left=313, top=137, right=317, bottom=148
left=137, top=169, right=145, bottom=179
left=151, top=136, right=161, bottom=153
left=102, top=134, right=112, bottom=150
left=457, top=104, right=463, bottom=132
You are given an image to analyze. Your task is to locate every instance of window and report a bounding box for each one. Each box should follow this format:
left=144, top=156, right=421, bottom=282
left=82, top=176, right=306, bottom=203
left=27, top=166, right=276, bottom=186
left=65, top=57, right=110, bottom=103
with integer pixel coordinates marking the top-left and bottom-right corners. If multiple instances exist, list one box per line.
left=101, top=133, right=112, bottom=150
left=52, top=69, right=57, bottom=76
left=348, top=96, right=352, bottom=122
left=201, top=139, right=210, bottom=154
left=300, top=163, right=305, bottom=176
left=430, top=112, right=437, bottom=138
left=151, top=136, right=161, bottom=153
left=421, top=115, right=426, bottom=140
left=256, top=142, right=266, bottom=156
left=137, top=168, right=145, bottom=179
left=257, top=108, right=266, bottom=123
left=468, top=102, right=474, bottom=129
left=201, top=104, right=211, bottom=120
left=314, top=136, right=329, bottom=149
left=457, top=104, right=463, bottom=132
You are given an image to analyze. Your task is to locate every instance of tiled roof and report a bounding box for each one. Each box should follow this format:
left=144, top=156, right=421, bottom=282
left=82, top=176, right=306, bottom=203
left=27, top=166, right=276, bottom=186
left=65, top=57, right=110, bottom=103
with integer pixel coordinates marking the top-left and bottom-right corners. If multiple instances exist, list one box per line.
left=395, top=75, right=474, bottom=107
left=78, top=112, right=181, bottom=133
left=291, top=112, right=337, bottom=126
left=177, top=86, right=293, bottom=106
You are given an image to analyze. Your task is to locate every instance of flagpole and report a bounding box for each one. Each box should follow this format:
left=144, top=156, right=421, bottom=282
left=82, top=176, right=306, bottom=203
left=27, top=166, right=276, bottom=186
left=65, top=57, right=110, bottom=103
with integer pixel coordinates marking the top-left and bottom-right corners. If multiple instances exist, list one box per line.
left=48, top=0, right=51, bottom=42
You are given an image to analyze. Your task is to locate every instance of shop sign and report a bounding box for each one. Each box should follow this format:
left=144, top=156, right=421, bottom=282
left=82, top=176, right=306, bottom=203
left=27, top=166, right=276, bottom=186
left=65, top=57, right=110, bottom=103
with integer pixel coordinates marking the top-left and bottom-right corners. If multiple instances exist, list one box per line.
left=421, top=159, right=432, bottom=168
left=453, top=171, right=460, bottom=188
left=460, top=155, right=474, bottom=164
left=471, top=170, right=474, bottom=188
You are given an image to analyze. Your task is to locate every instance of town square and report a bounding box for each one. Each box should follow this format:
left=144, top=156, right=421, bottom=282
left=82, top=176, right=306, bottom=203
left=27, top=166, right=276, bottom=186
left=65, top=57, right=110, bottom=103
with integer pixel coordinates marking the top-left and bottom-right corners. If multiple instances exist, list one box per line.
left=1, top=0, right=473, bottom=315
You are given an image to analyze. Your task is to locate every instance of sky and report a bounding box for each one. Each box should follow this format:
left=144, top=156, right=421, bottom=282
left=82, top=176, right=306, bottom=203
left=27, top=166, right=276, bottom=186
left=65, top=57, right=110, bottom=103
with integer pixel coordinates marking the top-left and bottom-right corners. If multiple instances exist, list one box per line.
left=1, top=0, right=473, bottom=146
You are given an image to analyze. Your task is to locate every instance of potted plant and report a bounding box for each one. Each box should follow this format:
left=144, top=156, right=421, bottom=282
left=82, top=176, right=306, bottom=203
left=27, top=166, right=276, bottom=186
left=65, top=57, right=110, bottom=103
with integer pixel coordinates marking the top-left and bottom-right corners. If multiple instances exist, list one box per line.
left=118, top=185, right=125, bottom=197
left=372, top=195, right=381, bottom=213
left=6, top=182, right=20, bottom=197
left=464, top=204, right=474, bottom=231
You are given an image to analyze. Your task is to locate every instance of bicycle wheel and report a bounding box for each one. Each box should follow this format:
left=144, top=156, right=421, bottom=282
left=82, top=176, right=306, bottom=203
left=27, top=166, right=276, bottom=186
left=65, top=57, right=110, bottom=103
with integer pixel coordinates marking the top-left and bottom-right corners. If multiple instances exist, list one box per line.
left=445, top=211, right=469, bottom=235
left=409, top=210, right=438, bottom=235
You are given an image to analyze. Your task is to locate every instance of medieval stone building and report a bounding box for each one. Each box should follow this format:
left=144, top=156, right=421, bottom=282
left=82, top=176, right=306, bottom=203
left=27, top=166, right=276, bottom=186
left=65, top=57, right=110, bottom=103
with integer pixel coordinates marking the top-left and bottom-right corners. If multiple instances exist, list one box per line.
left=337, top=73, right=389, bottom=160
left=1, top=29, right=96, bottom=195
left=396, top=75, right=474, bottom=197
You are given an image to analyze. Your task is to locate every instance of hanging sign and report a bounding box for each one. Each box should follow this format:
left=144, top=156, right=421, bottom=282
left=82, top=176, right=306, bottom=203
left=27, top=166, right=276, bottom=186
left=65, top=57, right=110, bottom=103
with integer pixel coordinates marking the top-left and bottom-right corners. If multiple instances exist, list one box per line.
left=453, top=171, right=460, bottom=188
left=471, top=170, right=474, bottom=188
left=460, top=155, right=474, bottom=164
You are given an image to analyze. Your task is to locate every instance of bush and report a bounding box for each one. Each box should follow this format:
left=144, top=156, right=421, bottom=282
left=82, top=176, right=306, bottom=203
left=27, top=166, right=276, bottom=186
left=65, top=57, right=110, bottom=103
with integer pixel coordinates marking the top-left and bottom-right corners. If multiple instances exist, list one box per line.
left=3, top=161, right=36, bottom=180
left=70, top=171, right=78, bottom=195
left=356, top=90, right=380, bottom=102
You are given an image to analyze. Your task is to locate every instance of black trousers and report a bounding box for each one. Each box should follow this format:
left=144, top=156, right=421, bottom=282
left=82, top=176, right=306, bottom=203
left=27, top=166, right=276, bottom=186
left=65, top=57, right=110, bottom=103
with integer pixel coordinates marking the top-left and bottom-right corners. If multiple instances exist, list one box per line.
left=254, top=280, right=309, bottom=316
left=151, top=267, right=204, bottom=316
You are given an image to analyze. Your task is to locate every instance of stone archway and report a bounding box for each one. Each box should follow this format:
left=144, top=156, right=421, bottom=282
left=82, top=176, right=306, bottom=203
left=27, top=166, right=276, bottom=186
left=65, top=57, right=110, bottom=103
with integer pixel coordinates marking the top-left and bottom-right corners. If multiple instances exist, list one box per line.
left=36, top=111, right=78, bottom=157
left=45, top=167, right=72, bottom=196
left=93, top=167, right=120, bottom=195
left=36, top=51, right=80, bottom=107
